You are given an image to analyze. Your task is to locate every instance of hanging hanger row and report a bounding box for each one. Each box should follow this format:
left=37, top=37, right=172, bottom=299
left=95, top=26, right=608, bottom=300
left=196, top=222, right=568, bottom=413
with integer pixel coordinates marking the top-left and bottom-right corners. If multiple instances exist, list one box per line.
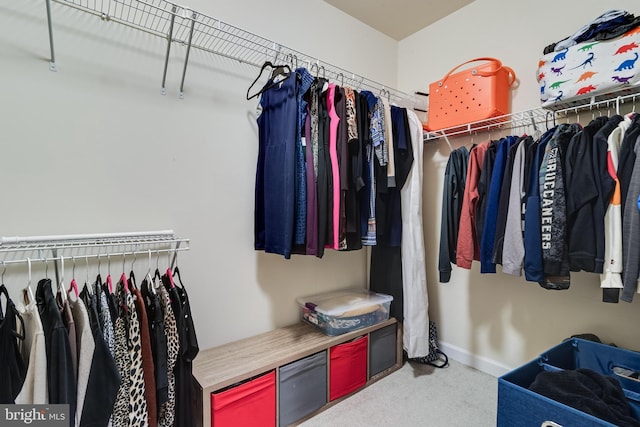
left=246, top=53, right=406, bottom=101
left=0, top=245, right=189, bottom=267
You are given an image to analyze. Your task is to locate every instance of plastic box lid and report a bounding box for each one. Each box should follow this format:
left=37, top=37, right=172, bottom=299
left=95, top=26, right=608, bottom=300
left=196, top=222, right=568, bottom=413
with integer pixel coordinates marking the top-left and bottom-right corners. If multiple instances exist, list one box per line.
left=296, top=289, right=393, bottom=317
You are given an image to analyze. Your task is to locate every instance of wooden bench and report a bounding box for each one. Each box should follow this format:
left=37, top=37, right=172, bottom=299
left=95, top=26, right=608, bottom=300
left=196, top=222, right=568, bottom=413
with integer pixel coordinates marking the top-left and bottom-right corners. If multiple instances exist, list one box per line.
left=192, top=318, right=402, bottom=427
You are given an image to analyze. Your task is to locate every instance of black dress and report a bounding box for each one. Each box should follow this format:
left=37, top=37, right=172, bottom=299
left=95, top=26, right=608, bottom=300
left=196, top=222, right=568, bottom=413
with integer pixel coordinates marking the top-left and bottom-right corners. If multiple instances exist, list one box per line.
left=163, top=269, right=199, bottom=427
left=142, top=275, right=169, bottom=409
left=0, top=285, right=26, bottom=403
left=36, top=278, right=76, bottom=420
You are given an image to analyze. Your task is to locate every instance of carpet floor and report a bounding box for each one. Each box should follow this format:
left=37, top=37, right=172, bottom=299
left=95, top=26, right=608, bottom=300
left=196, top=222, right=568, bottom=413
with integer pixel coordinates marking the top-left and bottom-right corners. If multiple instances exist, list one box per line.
left=299, top=358, right=498, bottom=427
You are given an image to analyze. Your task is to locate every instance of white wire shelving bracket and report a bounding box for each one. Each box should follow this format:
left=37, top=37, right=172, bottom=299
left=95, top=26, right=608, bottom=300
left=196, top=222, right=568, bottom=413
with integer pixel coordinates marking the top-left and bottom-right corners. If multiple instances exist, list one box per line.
left=424, top=89, right=640, bottom=142
left=0, top=230, right=189, bottom=271
left=41, top=0, right=411, bottom=102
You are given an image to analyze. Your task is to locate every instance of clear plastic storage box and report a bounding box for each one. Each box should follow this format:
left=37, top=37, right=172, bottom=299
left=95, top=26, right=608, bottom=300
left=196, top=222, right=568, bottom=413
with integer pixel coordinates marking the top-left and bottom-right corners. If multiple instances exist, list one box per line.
left=296, top=289, right=393, bottom=336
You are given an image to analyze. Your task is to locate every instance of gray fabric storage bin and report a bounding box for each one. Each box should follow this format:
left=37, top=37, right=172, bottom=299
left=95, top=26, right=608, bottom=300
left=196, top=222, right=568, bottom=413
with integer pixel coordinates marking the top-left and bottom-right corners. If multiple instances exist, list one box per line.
left=278, top=351, right=327, bottom=427
left=369, top=323, right=397, bottom=377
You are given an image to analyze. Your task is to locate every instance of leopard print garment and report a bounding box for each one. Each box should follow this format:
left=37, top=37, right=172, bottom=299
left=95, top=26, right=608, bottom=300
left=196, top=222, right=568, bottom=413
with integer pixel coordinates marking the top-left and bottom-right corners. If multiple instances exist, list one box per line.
left=158, top=285, right=178, bottom=427
left=112, top=311, right=130, bottom=427
left=127, top=290, right=149, bottom=427
left=344, top=87, right=358, bottom=142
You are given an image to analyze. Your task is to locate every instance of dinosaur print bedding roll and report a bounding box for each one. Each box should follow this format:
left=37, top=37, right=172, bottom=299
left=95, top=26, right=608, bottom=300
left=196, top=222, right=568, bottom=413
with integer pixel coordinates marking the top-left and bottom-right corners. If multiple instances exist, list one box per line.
left=538, top=27, right=640, bottom=109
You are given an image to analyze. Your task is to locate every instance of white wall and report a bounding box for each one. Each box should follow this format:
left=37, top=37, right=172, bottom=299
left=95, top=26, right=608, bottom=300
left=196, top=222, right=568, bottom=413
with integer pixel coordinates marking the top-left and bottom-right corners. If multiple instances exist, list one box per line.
left=398, top=0, right=640, bottom=371
left=0, top=0, right=398, bottom=349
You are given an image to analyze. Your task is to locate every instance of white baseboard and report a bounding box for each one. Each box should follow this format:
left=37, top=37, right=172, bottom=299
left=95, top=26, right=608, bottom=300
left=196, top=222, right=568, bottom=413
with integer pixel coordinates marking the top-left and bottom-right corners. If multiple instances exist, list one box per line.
left=439, top=341, right=512, bottom=378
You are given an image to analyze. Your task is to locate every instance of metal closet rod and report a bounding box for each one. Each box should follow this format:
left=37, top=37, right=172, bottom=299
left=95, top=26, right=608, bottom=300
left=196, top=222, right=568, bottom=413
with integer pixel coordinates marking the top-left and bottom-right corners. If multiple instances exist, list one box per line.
left=0, top=230, right=175, bottom=245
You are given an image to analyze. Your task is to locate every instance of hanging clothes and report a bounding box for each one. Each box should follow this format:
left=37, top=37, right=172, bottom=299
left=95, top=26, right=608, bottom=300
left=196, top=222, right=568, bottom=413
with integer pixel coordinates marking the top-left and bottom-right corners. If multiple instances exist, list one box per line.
left=67, top=293, right=95, bottom=427
left=157, top=281, right=178, bottom=427
left=618, top=114, right=640, bottom=221
left=111, top=283, right=131, bottom=427
left=345, top=89, right=364, bottom=251
left=58, top=293, right=78, bottom=386
left=491, top=137, right=523, bottom=266
left=523, top=131, right=553, bottom=283
left=294, top=68, right=315, bottom=247
left=385, top=106, right=414, bottom=247
left=165, top=269, right=199, bottom=427
left=502, top=138, right=533, bottom=276
left=317, top=77, right=332, bottom=256
left=401, top=110, right=430, bottom=359
left=255, top=72, right=299, bottom=259
left=602, top=114, right=634, bottom=302
left=15, top=287, right=48, bottom=405
left=304, top=106, right=319, bottom=256
left=438, top=146, right=469, bottom=282
left=36, top=278, right=76, bottom=419
left=326, top=83, right=341, bottom=250
left=621, top=134, right=640, bottom=302
left=565, top=116, right=609, bottom=274
left=131, top=276, right=157, bottom=427
left=0, top=285, right=26, bottom=404
left=457, top=142, right=490, bottom=269
left=95, top=276, right=116, bottom=358
left=539, top=124, right=581, bottom=285
left=360, top=91, right=377, bottom=246
left=335, top=86, right=349, bottom=250
left=142, top=276, right=169, bottom=412
left=475, top=139, right=498, bottom=252
left=79, top=284, right=120, bottom=427
left=480, top=136, right=518, bottom=274
left=120, top=276, right=149, bottom=427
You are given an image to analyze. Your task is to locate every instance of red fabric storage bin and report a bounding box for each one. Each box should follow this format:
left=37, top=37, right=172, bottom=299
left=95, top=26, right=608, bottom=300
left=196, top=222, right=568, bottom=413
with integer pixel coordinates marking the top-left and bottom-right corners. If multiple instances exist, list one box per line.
left=329, top=335, right=368, bottom=401
left=211, top=370, right=276, bottom=427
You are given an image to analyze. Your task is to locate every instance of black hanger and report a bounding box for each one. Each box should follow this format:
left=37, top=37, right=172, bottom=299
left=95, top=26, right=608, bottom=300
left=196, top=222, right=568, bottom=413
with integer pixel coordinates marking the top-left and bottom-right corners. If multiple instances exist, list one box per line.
left=173, top=266, right=184, bottom=288
left=246, top=61, right=292, bottom=100
left=152, top=268, right=162, bottom=293
left=128, top=271, right=138, bottom=291
left=0, top=285, right=25, bottom=341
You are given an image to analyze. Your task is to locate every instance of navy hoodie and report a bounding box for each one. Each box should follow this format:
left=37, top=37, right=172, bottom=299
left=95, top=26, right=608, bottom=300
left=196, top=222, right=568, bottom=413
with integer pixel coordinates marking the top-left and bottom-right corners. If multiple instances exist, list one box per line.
left=481, top=136, right=518, bottom=273
left=524, top=129, right=555, bottom=282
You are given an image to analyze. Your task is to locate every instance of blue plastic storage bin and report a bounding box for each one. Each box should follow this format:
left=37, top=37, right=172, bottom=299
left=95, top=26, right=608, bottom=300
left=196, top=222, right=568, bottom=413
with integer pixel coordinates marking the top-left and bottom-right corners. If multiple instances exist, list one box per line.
left=498, top=338, right=640, bottom=427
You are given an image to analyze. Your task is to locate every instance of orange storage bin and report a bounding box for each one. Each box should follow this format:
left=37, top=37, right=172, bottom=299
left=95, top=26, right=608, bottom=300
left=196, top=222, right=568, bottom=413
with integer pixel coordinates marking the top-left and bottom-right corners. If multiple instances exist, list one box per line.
left=426, top=57, right=516, bottom=132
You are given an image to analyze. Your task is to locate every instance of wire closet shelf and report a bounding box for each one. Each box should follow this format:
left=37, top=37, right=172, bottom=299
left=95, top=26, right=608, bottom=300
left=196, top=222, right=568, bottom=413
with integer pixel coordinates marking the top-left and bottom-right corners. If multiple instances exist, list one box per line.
left=424, top=88, right=640, bottom=142
left=0, top=230, right=189, bottom=266
left=45, top=0, right=411, bottom=102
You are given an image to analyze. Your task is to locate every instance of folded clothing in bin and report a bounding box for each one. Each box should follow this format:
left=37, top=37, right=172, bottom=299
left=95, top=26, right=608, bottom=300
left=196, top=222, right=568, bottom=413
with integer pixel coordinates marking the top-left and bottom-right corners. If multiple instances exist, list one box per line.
left=529, top=368, right=640, bottom=427
left=498, top=338, right=640, bottom=427
left=297, top=289, right=392, bottom=336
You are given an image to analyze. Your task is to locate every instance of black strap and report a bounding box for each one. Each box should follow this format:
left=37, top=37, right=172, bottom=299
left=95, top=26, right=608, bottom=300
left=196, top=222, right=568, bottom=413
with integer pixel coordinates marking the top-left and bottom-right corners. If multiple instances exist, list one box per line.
left=409, top=349, right=449, bottom=368
left=0, top=285, right=25, bottom=341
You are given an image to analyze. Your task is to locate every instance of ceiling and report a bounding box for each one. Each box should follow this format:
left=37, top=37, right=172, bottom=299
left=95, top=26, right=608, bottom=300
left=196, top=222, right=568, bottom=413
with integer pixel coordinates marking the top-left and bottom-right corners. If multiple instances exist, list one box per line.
left=324, top=0, right=475, bottom=40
